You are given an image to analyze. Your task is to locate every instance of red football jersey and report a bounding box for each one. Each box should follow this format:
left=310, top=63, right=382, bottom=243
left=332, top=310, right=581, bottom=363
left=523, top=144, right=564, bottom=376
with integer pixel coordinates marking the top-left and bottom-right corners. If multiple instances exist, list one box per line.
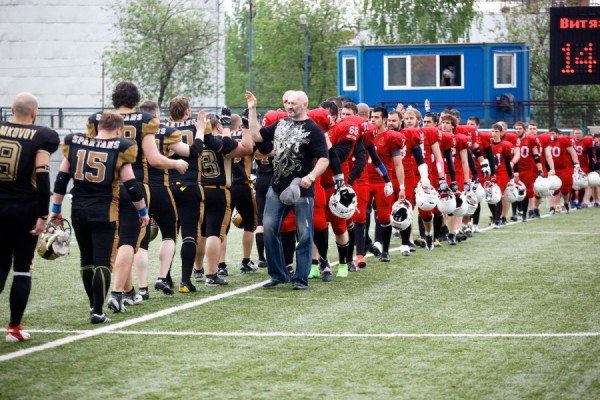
left=420, top=127, right=440, bottom=166
left=574, top=136, right=594, bottom=171
left=307, top=108, right=331, bottom=132
left=492, top=140, right=515, bottom=177
left=502, top=132, right=521, bottom=147
left=321, top=119, right=360, bottom=185
left=400, top=127, right=423, bottom=172
left=367, top=129, right=405, bottom=183
left=536, top=133, right=552, bottom=150
left=261, top=110, right=288, bottom=127
left=550, top=135, right=575, bottom=170
left=518, top=135, right=539, bottom=173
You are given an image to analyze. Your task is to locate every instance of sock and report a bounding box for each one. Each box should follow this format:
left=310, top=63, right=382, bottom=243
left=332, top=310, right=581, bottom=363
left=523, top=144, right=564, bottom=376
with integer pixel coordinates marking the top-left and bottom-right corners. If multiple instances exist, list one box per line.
left=365, top=207, right=372, bottom=245
left=180, top=238, right=196, bottom=283
left=313, top=228, right=329, bottom=260
left=281, top=231, right=296, bottom=266
left=512, top=202, right=518, bottom=215
left=381, top=225, right=392, bottom=252
left=418, top=216, right=425, bottom=237
left=336, top=241, right=349, bottom=264
left=93, top=266, right=111, bottom=315
left=521, top=198, right=529, bottom=217
left=9, top=274, right=31, bottom=327
left=488, top=204, right=496, bottom=221
left=433, top=214, right=443, bottom=240
left=400, top=225, right=411, bottom=246
left=242, top=258, right=250, bottom=264
left=374, top=218, right=382, bottom=243
left=80, top=265, right=94, bottom=308
left=218, top=262, right=227, bottom=270
left=255, top=232, right=265, bottom=261
left=354, top=222, right=366, bottom=256
left=496, top=202, right=503, bottom=221
left=347, top=224, right=355, bottom=261
left=473, top=203, right=481, bottom=225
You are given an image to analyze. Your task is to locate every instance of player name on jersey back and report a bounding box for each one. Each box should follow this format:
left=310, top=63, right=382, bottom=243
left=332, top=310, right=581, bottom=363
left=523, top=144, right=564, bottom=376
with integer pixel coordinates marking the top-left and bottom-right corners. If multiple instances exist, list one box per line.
left=0, top=125, right=39, bottom=140
left=71, top=134, right=121, bottom=149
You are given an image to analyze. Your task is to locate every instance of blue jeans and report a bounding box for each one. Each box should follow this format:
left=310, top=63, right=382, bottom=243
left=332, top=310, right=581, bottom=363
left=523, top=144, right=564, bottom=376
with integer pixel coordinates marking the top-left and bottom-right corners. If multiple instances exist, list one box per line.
left=263, top=187, right=314, bottom=287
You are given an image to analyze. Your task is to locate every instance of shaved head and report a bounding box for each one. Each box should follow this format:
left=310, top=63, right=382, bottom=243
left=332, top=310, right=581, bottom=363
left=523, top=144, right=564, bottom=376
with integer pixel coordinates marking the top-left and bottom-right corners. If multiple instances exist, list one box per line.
left=357, top=103, right=370, bottom=119
left=286, top=91, right=309, bottom=120
left=12, top=92, right=38, bottom=118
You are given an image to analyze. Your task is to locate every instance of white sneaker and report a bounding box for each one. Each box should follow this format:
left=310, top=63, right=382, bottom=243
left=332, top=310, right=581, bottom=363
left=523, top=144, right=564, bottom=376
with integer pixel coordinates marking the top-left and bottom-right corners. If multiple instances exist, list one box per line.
left=400, top=245, right=411, bottom=256
left=373, top=241, right=383, bottom=254
left=473, top=224, right=481, bottom=233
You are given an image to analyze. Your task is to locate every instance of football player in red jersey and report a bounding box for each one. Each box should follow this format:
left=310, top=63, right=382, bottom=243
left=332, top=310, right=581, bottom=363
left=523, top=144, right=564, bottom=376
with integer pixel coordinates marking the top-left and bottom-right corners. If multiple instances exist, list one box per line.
left=516, top=125, right=546, bottom=222
left=490, top=123, right=516, bottom=227
left=548, top=127, right=581, bottom=213
left=572, top=128, right=595, bottom=208
left=497, top=121, right=521, bottom=222
left=532, top=123, right=557, bottom=218
left=368, top=107, right=409, bottom=261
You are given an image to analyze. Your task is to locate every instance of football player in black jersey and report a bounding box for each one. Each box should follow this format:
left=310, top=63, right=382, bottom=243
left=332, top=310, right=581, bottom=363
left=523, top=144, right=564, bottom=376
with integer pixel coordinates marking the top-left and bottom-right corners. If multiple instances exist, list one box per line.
left=87, top=81, right=188, bottom=313
left=196, top=96, right=254, bottom=286
left=0, top=92, right=60, bottom=342
left=137, top=100, right=204, bottom=295
left=50, top=111, right=149, bottom=324
left=164, top=97, right=207, bottom=290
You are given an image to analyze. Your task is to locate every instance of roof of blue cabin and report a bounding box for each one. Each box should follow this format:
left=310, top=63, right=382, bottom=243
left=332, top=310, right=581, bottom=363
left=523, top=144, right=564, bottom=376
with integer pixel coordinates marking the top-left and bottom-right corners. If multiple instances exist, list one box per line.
left=338, top=42, right=528, bottom=49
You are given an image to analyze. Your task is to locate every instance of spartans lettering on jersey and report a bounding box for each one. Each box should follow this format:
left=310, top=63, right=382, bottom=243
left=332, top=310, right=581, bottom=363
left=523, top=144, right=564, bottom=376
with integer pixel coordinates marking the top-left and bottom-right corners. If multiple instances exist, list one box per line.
left=71, top=134, right=120, bottom=149
left=0, top=125, right=38, bottom=140
left=93, top=113, right=143, bottom=122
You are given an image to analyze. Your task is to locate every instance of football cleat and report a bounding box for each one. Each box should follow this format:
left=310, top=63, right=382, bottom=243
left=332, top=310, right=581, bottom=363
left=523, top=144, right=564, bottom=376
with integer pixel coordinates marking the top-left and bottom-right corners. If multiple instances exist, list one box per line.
left=38, top=218, right=72, bottom=260
left=400, top=246, right=411, bottom=256
left=90, top=313, right=112, bottom=324
left=425, top=234, right=434, bottom=251
left=179, top=282, right=198, bottom=293
left=348, top=261, right=360, bottom=272
left=217, top=265, right=229, bottom=276
left=240, top=260, right=259, bottom=273
left=107, top=293, right=127, bottom=313
left=139, top=287, right=150, bottom=300
left=193, top=268, right=204, bottom=282
left=154, top=279, right=174, bottom=295
left=286, top=265, right=295, bottom=279
left=6, top=325, right=31, bottom=343
left=257, top=259, right=267, bottom=268
left=123, top=289, right=143, bottom=306
left=205, top=275, right=228, bottom=286
left=379, top=252, right=391, bottom=262
left=355, top=255, right=367, bottom=269
left=308, top=264, right=321, bottom=279
left=336, top=263, right=349, bottom=277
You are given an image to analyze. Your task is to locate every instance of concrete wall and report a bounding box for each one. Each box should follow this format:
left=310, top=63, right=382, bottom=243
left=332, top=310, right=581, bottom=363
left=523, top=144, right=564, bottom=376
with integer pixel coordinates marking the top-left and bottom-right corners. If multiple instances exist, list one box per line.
left=0, top=0, right=225, bottom=109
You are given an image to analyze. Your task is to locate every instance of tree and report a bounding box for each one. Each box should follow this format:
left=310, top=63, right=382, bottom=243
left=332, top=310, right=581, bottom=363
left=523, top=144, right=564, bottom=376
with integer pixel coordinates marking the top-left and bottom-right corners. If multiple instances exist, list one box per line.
left=103, top=0, right=219, bottom=106
left=494, top=0, right=600, bottom=127
left=225, top=0, right=355, bottom=108
left=361, top=0, right=477, bottom=44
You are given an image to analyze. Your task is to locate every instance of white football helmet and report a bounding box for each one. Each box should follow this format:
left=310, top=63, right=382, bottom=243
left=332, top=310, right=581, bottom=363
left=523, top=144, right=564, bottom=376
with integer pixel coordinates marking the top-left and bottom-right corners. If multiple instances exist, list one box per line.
left=329, top=186, right=357, bottom=219
left=533, top=176, right=551, bottom=197
left=465, top=191, right=479, bottom=215
left=38, top=219, right=71, bottom=260
left=484, top=181, right=502, bottom=204
left=390, top=199, right=413, bottom=231
left=503, top=181, right=520, bottom=203
left=572, top=169, right=588, bottom=191
left=589, top=171, right=600, bottom=187
left=515, top=181, right=527, bottom=202
left=548, top=175, right=562, bottom=191
left=437, top=190, right=456, bottom=215
left=472, top=182, right=486, bottom=203
left=453, top=191, right=470, bottom=217
left=415, top=184, right=438, bottom=211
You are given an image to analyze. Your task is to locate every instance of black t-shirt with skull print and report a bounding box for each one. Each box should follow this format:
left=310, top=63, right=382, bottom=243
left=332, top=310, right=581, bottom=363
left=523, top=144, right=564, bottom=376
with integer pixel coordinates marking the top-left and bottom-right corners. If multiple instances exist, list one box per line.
left=259, top=117, right=328, bottom=197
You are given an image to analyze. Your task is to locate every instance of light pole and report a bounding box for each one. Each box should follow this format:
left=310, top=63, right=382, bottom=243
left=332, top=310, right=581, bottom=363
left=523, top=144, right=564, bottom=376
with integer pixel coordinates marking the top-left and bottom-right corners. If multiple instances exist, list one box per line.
left=299, top=14, right=308, bottom=95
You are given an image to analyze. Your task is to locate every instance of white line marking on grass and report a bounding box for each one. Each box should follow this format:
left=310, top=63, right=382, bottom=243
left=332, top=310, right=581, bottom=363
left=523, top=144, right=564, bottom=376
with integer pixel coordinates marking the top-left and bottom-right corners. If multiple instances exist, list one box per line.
left=0, top=281, right=268, bottom=362
left=488, top=231, right=597, bottom=235
left=21, top=329, right=600, bottom=338
left=0, top=210, right=581, bottom=361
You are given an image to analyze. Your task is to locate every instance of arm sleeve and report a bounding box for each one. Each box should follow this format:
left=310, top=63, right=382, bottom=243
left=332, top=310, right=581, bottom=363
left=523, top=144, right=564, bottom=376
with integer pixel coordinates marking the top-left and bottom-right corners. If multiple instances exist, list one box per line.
left=328, top=147, right=343, bottom=176
left=485, top=146, right=496, bottom=175
left=587, top=147, right=595, bottom=171
left=36, top=172, right=51, bottom=218
left=189, top=138, right=204, bottom=158
left=467, top=149, right=479, bottom=181
left=444, top=148, right=456, bottom=182
left=348, top=139, right=366, bottom=185
left=411, top=144, right=425, bottom=166
left=330, top=141, right=352, bottom=165
left=504, top=153, right=513, bottom=179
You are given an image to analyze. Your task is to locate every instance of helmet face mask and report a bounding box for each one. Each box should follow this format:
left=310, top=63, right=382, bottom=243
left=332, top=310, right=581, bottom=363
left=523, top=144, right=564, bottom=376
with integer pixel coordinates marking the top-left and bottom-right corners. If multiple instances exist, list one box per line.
left=329, top=187, right=357, bottom=219
left=464, top=191, right=479, bottom=215
left=453, top=191, right=469, bottom=217
left=437, top=190, right=456, bottom=215
left=38, top=219, right=71, bottom=260
left=483, top=181, right=502, bottom=204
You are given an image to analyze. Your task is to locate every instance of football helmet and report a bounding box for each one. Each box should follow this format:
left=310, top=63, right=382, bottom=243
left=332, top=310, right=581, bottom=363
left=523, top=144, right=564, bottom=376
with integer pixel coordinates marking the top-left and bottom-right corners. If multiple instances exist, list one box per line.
left=572, top=169, right=588, bottom=191
left=533, top=176, right=551, bottom=197
left=390, top=199, right=413, bottom=231
left=464, top=191, right=479, bottom=215
left=515, top=181, right=527, bottom=202
left=437, top=190, right=456, bottom=215
left=503, top=181, right=520, bottom=203
left=453, top=191, right=470, bottom=217
left=231, top=208, right=243, bottom=228
left=149, top=217, right=159, bottom=242
left=483, top=181, right=502, bottom=204
left=589, top=171, right=600, bottom=187
left=472, top=182, right=486, bottom=203
left=329, top=186, right=357, bottom=219
left=548, top=175, right=562, bottom=191
left=415, top=183, right=438, bottom=211
left=38, top=219, right=71, bottom=260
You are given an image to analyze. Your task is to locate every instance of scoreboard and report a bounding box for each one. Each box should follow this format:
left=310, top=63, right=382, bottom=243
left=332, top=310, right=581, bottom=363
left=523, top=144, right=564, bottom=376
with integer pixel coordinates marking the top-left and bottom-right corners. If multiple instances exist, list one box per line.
left=550, top=6, right=600, bottom=86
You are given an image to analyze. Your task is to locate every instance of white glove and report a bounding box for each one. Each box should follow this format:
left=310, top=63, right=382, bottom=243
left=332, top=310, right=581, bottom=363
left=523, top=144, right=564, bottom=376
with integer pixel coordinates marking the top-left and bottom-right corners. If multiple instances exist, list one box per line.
left=384, top=182, right=394, bottom=197
left=420, top=177, right=431, bottom=190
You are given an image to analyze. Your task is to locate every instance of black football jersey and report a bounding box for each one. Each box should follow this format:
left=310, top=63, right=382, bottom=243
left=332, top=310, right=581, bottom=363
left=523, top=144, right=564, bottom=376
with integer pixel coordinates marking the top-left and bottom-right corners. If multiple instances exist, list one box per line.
left=63, top=133, right=137, bottom=222
left=230, top=130, right=253, bottom=184
left=0, top=121, right=60, bottom=202
left=164, top=118, right=201, bottom=186
left=201, top=133, right=238, bottom=188
left=87, top=111, right=159, bottom=184
left=255, top=141, right=275, bottom=174
left=148, top=124, right=181, bottom=186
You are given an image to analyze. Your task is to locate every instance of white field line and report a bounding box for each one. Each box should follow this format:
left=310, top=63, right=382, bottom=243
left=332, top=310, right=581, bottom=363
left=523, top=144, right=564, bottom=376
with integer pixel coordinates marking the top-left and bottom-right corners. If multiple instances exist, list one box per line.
left=19, top=329, right=600, bottom=338
left=0, top=210, right=586, bottom=362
